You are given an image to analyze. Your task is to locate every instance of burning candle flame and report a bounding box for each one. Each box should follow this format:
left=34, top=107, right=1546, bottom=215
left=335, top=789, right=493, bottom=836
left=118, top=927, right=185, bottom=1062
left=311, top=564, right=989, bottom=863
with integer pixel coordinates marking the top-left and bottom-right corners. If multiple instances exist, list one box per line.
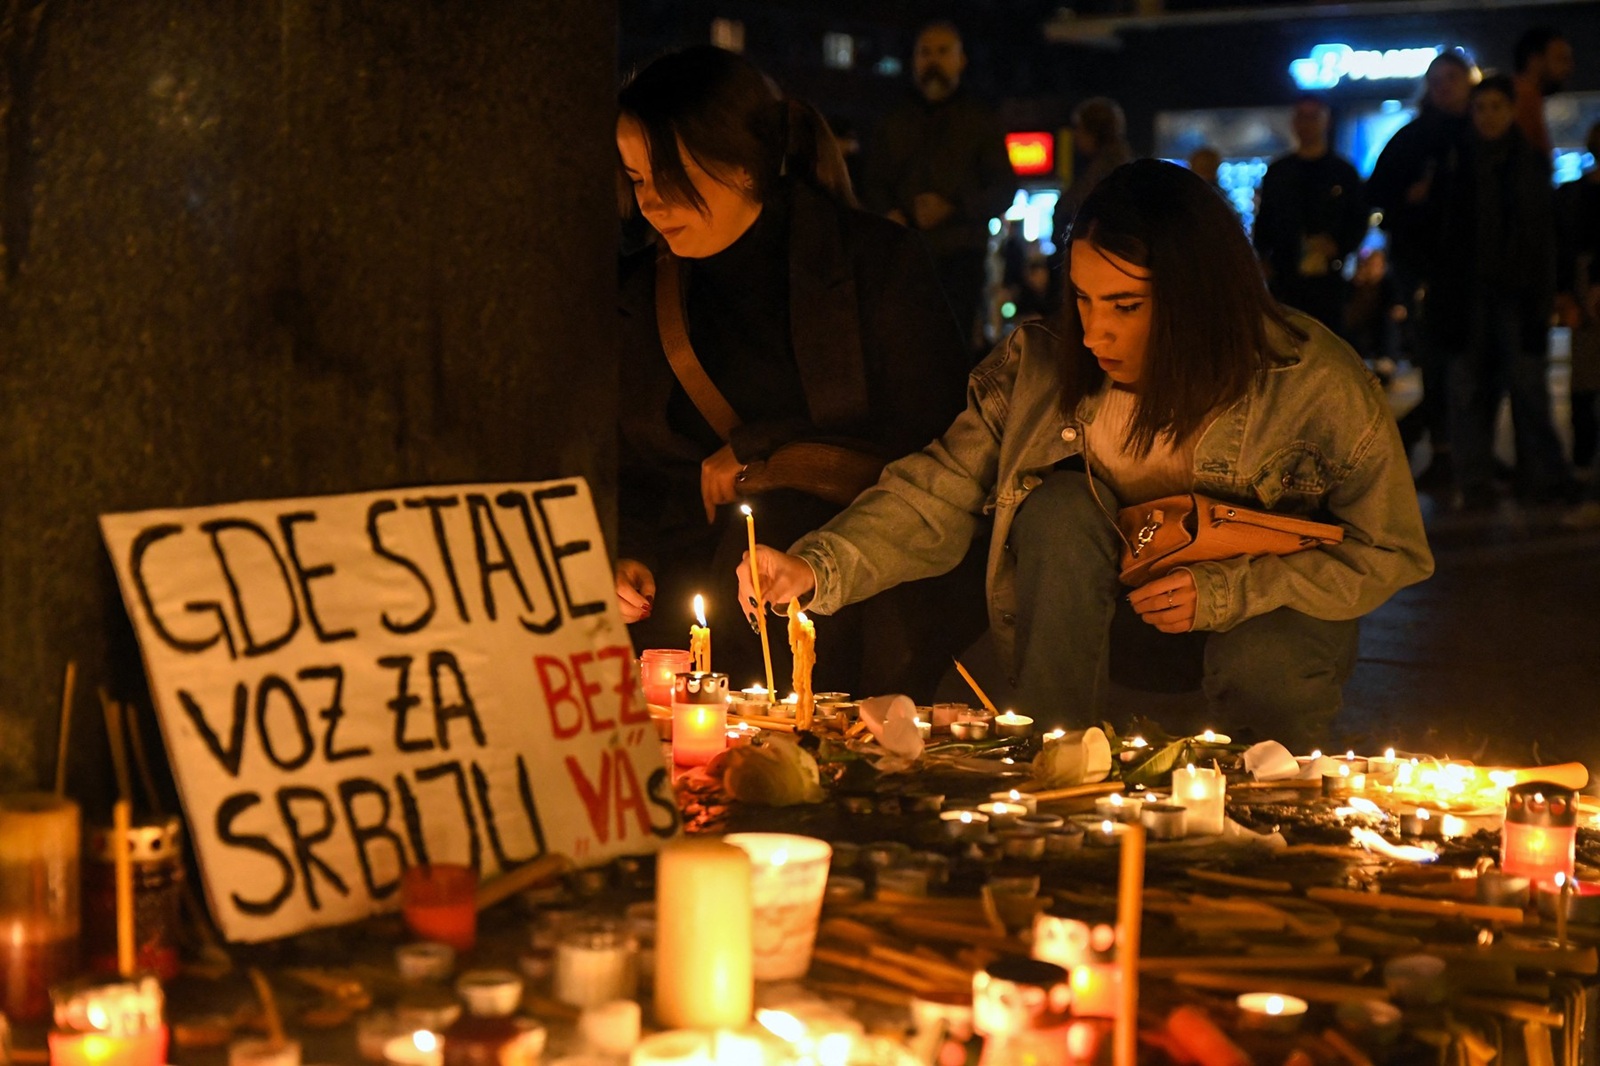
left=693, top=594, right=707, bottom=628
left=757, top=1010, right=807, bottom=1043
left=740, top=503, right=753, bottom=517
left=414, top=1032, right=439, bottom=1053
left=1265, top=996, right=1285, bottom=1016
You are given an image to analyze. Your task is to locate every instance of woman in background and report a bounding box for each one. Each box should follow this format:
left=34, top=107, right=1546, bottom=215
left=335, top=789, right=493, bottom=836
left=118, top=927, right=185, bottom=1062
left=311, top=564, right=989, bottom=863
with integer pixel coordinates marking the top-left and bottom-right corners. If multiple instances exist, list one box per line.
left=613, top=46, right=982, bottom=697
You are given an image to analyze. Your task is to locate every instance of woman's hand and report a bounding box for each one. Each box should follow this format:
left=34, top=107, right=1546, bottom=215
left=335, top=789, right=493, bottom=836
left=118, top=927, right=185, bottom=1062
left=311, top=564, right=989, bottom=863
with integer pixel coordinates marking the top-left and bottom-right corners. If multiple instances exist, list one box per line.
left=614, top=559, right=656, bottom=623
left=1129, top=569, right=1197, bottom=634
left=735, top=547, right=816, bottom=629
left=701, top=444, right=744, bottom=523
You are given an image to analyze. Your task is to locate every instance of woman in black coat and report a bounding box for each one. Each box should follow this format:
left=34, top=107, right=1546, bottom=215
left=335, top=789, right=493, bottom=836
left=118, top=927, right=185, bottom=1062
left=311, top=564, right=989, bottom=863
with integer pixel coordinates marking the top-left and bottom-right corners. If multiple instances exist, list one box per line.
left=614, top=46, right=981, bottom=697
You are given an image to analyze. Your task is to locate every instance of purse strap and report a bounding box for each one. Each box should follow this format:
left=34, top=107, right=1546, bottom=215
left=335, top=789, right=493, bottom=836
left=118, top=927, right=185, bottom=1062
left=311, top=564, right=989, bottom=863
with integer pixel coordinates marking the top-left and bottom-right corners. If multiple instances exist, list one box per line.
left=655, top=249, right=742, bottom=442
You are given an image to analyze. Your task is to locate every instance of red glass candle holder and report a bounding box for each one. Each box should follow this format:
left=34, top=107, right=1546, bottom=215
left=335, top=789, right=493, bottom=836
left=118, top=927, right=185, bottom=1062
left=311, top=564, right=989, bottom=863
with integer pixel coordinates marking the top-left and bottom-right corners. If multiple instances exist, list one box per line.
left=401, top=864, right=478, bottom=953
left=1502, top=781, right=1577, bottom=889
left=671, top=672, right=729, bottom=768
left=639, top=650, right=693, bottom=709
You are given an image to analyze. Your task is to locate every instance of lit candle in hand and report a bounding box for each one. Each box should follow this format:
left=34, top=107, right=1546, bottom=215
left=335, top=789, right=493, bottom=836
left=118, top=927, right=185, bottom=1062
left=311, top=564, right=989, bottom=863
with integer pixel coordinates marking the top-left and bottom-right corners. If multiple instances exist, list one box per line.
left=741, top=504, right=776, bottom=695
left=689, top=594, right=711, bottom=674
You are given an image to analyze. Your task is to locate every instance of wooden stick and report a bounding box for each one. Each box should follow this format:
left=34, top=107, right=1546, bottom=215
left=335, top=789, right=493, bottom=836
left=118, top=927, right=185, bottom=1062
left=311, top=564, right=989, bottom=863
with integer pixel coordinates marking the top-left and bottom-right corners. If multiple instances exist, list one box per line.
left=1305, top=886, right=1528, bottom=925
left=818, top=917, right=892, bottom=945
left=952, top=658, right=1000, bottom=717
left=807, top=979, right=914, bottom=1008
left=1228, top=778, right=1323, bottom=791
left=473, top=853, right=572, bottom=912
left=888, top=915, right=1026, bottom=952
left=1115, top=822, right=1146, bottom=1066
left=1169, top=970, right=1390, bottom=1005
left=1421, top=942, right=1598, bottom=975
left=865, top=943, right=975, bottom=986
left=979, top=886, right=1007, bottom=936
left=1140, top=955, right=1373, bottom=977
left=1455, top=994, right=1564, bottom=1026
left=98, top=691, right=133, bottom=802
left=248, top=967, right=287, bottom=1050
left=54, top=661, right=77, bottom=796
left=1185, top=868, right=1295, bottom=894
left=726, top=715, right=797, bottom=733
left=1029, top=781, right=1126, bottom=804
left=810, top=946, right=949, bottom=995
left=1319, top=1029, right=1375, bottom=1066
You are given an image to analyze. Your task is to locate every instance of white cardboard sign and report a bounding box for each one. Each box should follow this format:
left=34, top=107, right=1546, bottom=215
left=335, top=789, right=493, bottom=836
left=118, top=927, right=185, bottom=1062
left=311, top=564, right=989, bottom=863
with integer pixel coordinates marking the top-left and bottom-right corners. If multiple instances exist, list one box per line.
left=101, top=479, right=674, bottom=942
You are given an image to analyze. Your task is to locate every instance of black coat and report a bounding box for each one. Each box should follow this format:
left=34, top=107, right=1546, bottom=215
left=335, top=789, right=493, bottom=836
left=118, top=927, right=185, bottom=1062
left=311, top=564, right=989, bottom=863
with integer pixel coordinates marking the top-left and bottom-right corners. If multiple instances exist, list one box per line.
left=1427, top=129, right=1556, bottom=353
left=615, top=179, right=976, bottom=694
left=1367, top=106, right=1471, bottom=284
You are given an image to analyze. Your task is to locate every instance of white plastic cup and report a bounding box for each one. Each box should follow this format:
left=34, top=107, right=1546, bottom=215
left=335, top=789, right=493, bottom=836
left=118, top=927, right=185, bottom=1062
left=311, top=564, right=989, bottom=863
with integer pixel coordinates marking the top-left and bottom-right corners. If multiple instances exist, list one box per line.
left=724, top=833, right=833, bottom=980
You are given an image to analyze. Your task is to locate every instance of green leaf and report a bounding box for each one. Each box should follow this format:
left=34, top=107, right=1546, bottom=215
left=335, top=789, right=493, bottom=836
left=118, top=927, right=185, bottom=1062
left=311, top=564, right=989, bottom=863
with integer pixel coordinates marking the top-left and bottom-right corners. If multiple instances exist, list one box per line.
left=1122, top=737, right=1196, bottom=789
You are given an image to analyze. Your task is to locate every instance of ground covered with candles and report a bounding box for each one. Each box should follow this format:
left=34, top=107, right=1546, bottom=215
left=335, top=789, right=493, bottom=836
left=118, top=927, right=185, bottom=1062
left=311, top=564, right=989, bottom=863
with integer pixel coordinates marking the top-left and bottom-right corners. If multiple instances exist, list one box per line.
left=27, top=717, right=1600, bottom=1066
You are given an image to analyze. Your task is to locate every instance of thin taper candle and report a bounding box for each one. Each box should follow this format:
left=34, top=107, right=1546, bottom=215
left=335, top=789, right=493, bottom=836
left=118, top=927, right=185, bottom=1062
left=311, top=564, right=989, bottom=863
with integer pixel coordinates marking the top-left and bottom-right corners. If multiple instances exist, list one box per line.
left=113, top=798, right=135, bottom=977
left=952, top=658, right=1000, bottom=717
left=1114, top=821, right=1147, bottom=1066
left=741, top=504, right=776, bottom=694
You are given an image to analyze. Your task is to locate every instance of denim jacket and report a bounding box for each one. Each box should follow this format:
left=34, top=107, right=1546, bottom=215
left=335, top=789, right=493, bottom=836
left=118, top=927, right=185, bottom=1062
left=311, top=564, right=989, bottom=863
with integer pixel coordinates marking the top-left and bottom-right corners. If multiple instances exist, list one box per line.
left=792, top=314, right=1434, bottom=667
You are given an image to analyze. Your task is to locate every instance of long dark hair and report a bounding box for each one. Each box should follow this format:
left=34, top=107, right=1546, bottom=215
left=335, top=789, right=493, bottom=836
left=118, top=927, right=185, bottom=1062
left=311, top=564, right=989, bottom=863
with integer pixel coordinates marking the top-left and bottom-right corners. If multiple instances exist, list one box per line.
left=1058, top=159, right=1300, bottom=456
left=617, top=46, right=855, bottom=216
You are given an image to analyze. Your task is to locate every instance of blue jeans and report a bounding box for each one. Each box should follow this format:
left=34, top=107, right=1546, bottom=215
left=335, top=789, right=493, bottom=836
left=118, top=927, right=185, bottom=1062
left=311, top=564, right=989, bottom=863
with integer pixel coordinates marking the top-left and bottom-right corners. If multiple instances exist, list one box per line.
left=1009, top=470, right=1359, bottom=748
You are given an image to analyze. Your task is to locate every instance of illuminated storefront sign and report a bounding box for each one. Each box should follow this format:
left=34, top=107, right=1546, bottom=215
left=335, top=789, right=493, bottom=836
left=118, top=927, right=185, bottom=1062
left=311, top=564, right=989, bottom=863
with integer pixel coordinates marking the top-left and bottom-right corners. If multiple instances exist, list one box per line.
left=1289, top=43, right=1441, bottom=90
left=1006, top=132, right=1055, bottom=177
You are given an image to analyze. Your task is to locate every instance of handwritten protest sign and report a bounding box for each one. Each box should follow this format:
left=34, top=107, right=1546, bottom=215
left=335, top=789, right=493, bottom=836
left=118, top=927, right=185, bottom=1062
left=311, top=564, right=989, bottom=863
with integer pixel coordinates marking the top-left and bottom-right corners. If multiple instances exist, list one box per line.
left=101, top=480, right=674, bottom=942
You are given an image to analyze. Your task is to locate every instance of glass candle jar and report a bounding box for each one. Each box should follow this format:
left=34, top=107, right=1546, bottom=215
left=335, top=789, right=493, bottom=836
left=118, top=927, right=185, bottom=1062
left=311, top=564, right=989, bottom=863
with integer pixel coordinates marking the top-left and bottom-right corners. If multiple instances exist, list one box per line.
left=0, top=793, right=80, bottom=1022
left=639, top=650, right=693, bottom=709
left=1503, top=781, right=1578, bottom=889
left=671, top=673, right=729, bottom=768
left=554, top=918, right=638, bottom=1008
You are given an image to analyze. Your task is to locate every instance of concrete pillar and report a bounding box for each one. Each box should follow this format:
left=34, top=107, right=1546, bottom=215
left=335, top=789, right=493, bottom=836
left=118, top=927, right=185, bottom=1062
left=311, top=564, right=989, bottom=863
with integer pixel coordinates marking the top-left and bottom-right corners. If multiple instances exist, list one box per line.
left=0, top=0, right=618, bottom=796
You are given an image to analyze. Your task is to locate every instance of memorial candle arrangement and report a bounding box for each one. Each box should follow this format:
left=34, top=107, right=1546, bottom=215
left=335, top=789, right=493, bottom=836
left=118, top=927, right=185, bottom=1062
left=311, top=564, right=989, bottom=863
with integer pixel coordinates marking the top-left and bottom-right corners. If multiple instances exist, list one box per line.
left=688, top=595, right=711, bottom=674
left=48, top=975, right=170, bottom=1066
left=1171, top=765, right=1226, bottom=836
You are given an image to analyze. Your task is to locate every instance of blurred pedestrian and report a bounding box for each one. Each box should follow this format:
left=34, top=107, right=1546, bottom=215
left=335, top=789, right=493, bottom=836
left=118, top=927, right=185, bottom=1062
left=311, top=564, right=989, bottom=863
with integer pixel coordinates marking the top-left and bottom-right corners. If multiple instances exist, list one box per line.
left=1558, top=122, right=1600, bottom=529
left=862, top=21, right=1013, bottom=358
left=1049, top=97, right=1135, bottom=291
left=1367, top=49, right=1475, bottom=486
left=1253, top=97, right=1369, bottom=339
left=615, top=46, right=981, bottom=695
left=1512, top=27, right=1574, bottom=162
left=1344, top=248, right=1406, bottom=366
left=1431, top=74, right=1571, bottom=508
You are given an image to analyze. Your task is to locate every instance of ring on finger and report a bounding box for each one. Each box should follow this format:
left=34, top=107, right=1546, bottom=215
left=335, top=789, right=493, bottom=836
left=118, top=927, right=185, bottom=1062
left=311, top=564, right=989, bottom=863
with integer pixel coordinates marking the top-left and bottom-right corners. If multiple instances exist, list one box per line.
left=1167, top=590, right=1175, bottom=608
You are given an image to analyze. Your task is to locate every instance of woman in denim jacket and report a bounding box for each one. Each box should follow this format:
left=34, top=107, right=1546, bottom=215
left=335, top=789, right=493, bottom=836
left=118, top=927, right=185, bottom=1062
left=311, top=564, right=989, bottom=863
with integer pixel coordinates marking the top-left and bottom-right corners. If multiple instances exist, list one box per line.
left=740, top=160, right=1434, bottom=745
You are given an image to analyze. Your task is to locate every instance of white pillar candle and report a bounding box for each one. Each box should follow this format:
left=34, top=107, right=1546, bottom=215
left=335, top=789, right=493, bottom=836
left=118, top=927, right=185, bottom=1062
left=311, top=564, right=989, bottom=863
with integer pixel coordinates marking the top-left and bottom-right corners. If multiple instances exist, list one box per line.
left=1171, top=765, right=1226, bottom=835
left=654, top=839, right=752, bottom=1030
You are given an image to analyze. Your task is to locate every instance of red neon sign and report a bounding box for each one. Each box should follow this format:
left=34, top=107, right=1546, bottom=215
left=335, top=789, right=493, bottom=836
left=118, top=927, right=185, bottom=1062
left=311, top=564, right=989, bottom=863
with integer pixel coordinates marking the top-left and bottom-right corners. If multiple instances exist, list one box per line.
left=1006, top=132, right=1055, bottom=177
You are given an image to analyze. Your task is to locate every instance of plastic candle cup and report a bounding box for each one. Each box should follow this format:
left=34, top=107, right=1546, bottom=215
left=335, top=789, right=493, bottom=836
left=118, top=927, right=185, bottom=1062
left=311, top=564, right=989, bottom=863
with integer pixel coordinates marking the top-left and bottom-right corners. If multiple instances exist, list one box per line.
left=1502, top=781, right=1578, bottom=889
left=724, top=833, right=833, bottom=980
left=1068, top=962, right=1120, bottom=1018
left=1139, top=802, right=1188, bottom=841
left=670, top=672, right=730, bottom=768
left=400, top=863, right=477, bottom=952
left=1093, top=793, right=1144, bottom=823
left=1171, top=765, right=1226, bottom=835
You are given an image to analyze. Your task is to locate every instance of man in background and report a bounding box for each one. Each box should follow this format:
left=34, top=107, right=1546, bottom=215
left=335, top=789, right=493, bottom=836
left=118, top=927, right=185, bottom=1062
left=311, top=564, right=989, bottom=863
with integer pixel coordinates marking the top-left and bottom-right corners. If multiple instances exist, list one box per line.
left=1253, top=96, right=1368, bottom=338
left=863, top=21, right=1013, bottom=357
left=1512, top=26, right=1574, bottom=162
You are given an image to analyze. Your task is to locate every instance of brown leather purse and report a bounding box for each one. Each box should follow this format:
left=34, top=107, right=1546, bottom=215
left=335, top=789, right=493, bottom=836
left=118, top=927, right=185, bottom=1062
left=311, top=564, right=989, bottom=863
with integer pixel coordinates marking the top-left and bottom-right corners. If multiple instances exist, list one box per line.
left=656, top=250, right=886, bottom=506
left=1115, top=493, right=1345, bottom=587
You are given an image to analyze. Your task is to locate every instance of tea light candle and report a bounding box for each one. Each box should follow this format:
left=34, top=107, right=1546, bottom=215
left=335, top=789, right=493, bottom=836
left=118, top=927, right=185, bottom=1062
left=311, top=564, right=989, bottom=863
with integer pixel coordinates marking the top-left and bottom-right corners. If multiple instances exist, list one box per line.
left=999, top=830, right=1046, bottom=861
left=688, top=595, right=711, bottom=673
left=50, top=1028, right=171, bottom=1066
left=1400, top=806, right=1440, bottom=838
left=976, top=801, right=1028, bottom=828
left=914, top=717, right=932, bottom=742
left=991, top=790, right=1039, bottom=815
left=1093, top=793, right=1144, bottom=823
left=1476, top=870, right=1530, bottom=908
left=1236, top=993, right=1308, bottom=1033
left=1367, top=747, right=1400, bottom=779
left=670, top=672, right=729, bottom=767
left=1139, top=802, right=1188, bottom=841
left=1323, top=763, right=1354, bottom=798
left=1044, top=826, right=1085, bottom=856
left=940, top=810, right=990, bottom=840
left=380, top=1032, right=441, bottom=1066
left=1083, top=818, right=1121, bottom=848
left=730, top=684, right=772, bottom=717
left=931, top=703, right=970, bottom=729
left=875, top=867, right=930, bottom=898
left=1017, top=813, right=1065, bottom=832
left=1337, top=751, right=1370, bottom=773
left=228, top=1038, right=303, bottom=1066
left=949, top=717, right=991, bottom=741
left=1171, top=765, right=1226, bottom=835
left=1382, top=954, right=1447, bottom=1006
left=725, top=722, right=762, bottom=748
left=993, top=712, right=1034, bottom=739
left=1196, top=729, right=1232, bottom=746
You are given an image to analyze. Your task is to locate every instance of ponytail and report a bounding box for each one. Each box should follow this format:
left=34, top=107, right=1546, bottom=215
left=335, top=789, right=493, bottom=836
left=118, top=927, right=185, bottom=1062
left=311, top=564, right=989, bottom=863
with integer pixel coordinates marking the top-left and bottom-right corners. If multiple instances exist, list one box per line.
left=779, top=98, right=858, bottom=208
